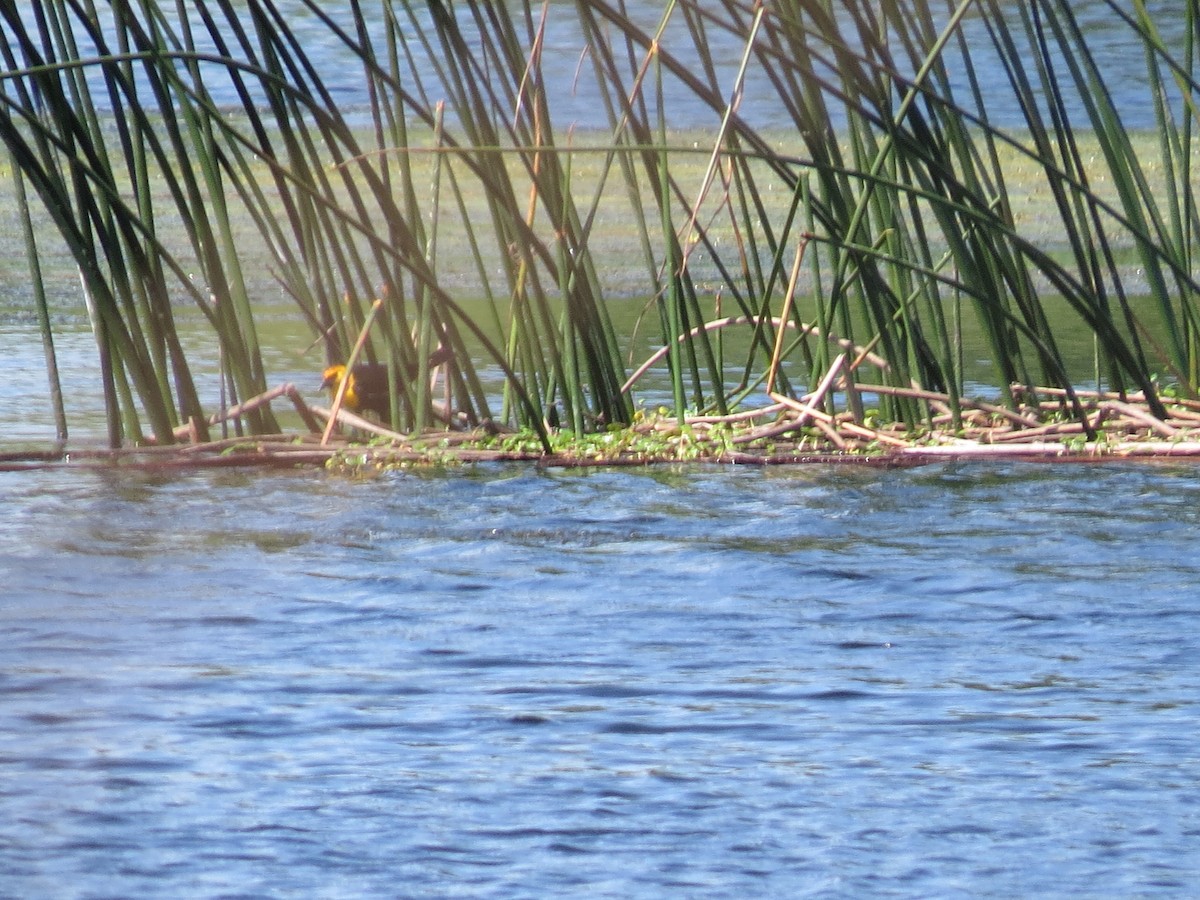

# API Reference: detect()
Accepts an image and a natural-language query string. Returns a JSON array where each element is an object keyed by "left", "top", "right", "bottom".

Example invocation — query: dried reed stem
[{"left": 322, "top": 299, "right": 384, "bottom": 446}]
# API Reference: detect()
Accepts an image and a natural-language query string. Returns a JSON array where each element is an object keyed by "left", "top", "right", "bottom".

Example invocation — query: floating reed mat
[{"left": 8, "top": 383, "right": 1200, "bottom": 472}]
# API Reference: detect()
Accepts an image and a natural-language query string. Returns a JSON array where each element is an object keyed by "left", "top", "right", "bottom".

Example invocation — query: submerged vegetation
[{"left": 1, "top": 1, "right": 1199, "bottom": 464}]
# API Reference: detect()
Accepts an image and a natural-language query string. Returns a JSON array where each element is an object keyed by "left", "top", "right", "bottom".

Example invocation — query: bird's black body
[{"left": 320, "top": 347, "right": 453, "bottom": 422}]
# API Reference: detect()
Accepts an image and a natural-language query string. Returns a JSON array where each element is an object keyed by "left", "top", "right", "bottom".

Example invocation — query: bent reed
[{"left": 1, "top": 1, "right": 1198, "bottom": 467}]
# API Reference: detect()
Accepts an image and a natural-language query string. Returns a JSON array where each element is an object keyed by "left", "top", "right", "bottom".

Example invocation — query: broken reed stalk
[
  {"left": 766, "top": 238, "right": 809, "bottom": 395},
  {"left": 1100, "top": 401, "right": 1178, "bottom": 437},
  {"left": 321, "top": 299, "right": 384, "bottom": 446},
  {"left": 171, "top": 384, "right": 322, "bottom": 442},
  {"left": 312, "top": 405, "right": 409, "bottom": 443},
  {"left": 767, "top": 352, "right": 845, "bottom": 429},
  {"left": 622, "top": 315, "right": 888, "bottom": 396}
]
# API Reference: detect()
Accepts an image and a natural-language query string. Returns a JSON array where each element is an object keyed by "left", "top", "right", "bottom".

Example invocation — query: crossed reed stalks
[{"left": 1, "top": 1, "right": 1197, "bottom": 450}]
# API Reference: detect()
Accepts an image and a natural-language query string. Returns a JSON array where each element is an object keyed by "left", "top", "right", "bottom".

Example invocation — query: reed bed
[
  {"left": 1, "top": 1, "right": 1198, "bottom": 459},
  {"left": 6, "top": 377, "right": 1200, "bottom": 473}
]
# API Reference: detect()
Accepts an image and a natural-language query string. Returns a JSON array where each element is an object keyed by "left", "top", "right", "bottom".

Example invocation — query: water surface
[
  {"left": 2, "top": 462, "right": 1197, "bottom": 897},
  {"left": 9, "top": 1, "right": 1187, "bottom": 130}
]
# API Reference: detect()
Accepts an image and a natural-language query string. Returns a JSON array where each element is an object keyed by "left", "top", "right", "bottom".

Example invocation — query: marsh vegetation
[{"left": 1, "top": 1, "right": 1198, "bottom": 464}]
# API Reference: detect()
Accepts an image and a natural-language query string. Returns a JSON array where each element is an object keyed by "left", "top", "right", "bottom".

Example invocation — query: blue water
[
  {"left": 2, "top": 462, "right": 1198, "bottom": 897},
  {"left": 7, "top": 1, "right": 1190, "bottom": 131}
]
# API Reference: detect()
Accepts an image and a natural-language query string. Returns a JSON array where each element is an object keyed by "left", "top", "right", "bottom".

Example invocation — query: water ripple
[{"left": 1, "top": 463, "right": 1198, "bottom": 897}]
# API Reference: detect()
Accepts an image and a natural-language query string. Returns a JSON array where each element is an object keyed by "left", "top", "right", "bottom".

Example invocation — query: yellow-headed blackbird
[{"left": 320, "top": 348, "right": 453, "bottom": 420}]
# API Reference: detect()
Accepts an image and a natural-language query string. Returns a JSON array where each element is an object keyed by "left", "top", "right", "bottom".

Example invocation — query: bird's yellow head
[
  {"left": 320, "top": 364, "right": 362, "bottom": 410},
  {"left": 320, "top": 364, "right": 347, "bottom": 391}
]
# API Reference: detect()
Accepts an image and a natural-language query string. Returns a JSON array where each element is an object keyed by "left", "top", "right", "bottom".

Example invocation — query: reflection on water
[{"left": 1, "top": 462, "right": 1198, "bottom": 896}]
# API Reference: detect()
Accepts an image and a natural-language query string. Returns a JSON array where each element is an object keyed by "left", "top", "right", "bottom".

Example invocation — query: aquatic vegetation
[
  {"left": 1, "top": 1, "right": 1198, "bottom": 455},
  {"left": 9, "top": 383, "right": 1200, "bottom": 473}
]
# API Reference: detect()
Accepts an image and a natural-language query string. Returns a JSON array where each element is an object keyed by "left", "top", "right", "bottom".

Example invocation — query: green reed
[{"left": 0, "top": 1, "right": 1196, "bottom": 447}]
